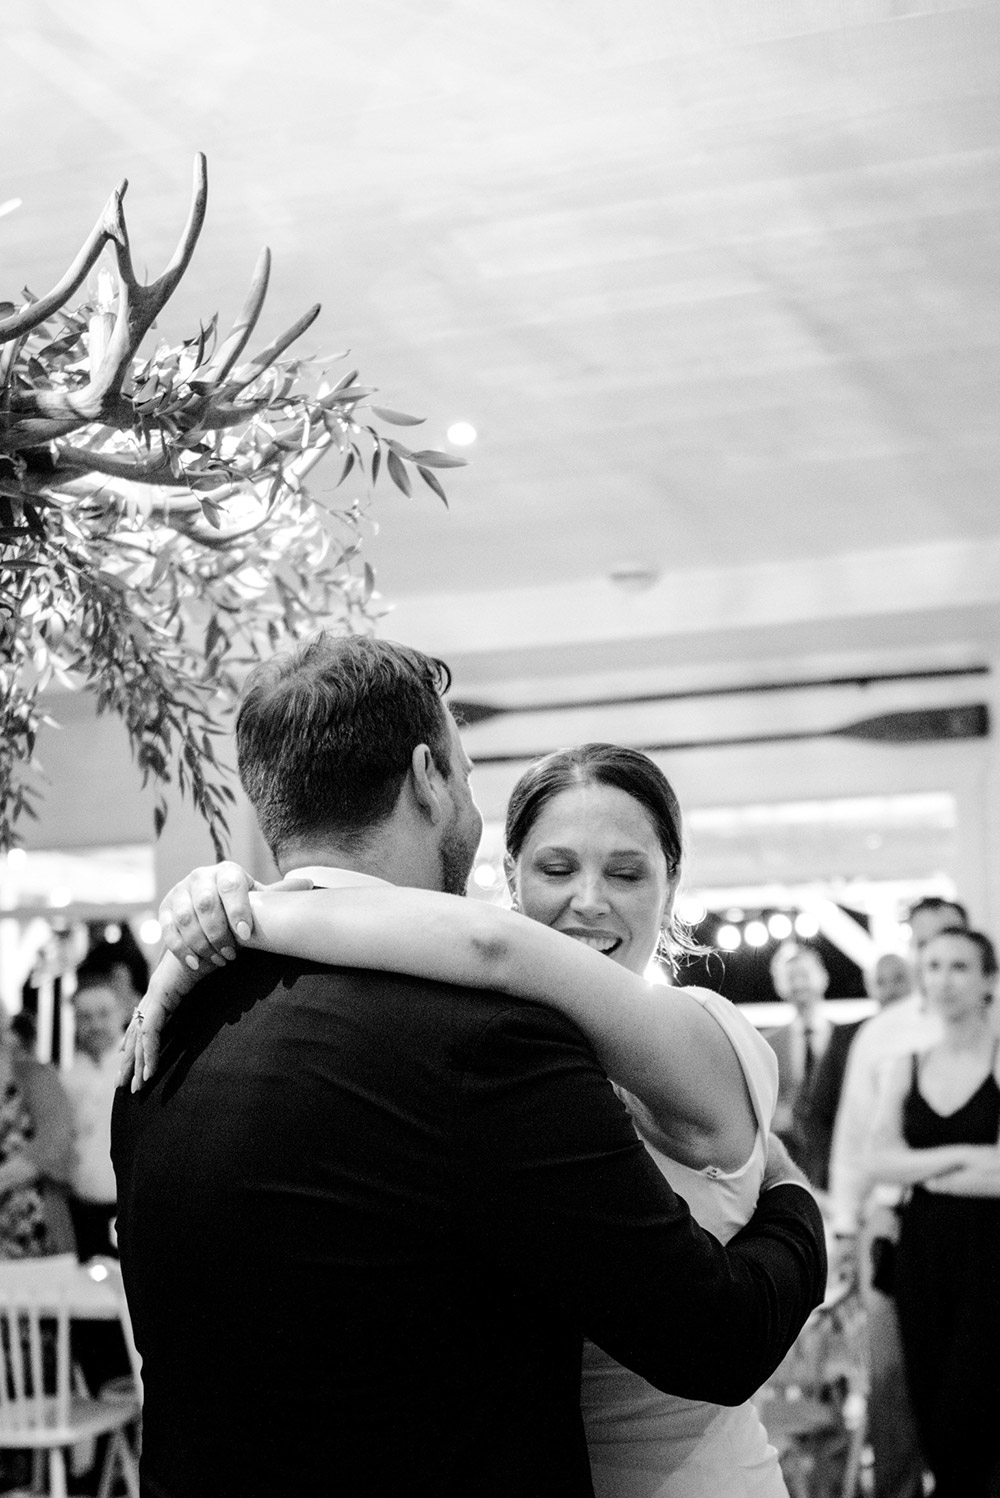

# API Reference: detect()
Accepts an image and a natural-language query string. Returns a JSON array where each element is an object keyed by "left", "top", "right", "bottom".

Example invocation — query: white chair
[
  {"left": 0, "top": 1256, "right": 140, "bottom": 1498},
  {"left": 81, "top": 1258, "right": 143, "bottom": 1411}
]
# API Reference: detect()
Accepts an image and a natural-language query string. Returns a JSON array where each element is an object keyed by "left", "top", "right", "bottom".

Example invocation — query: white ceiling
[{"left": 5, "top": 0, "right": 1000, "bottom": 710}]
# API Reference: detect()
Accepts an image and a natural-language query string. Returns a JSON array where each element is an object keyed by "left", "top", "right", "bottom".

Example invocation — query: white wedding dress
[{"left": 581, "top": 988, "right": 789, "bottom": 1498}]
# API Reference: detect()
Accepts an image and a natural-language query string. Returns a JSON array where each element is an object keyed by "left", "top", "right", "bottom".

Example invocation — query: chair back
[
  {"left": 90, "top": 1258, "right": 143, "bottom": 1405},
  {"left": 0, "top": 1256, "right": 76, "bottom": 1432}
]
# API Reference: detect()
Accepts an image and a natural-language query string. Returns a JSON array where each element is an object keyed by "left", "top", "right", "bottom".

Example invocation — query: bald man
[{"left": 868, "top": 953, "right": 911, "bottom": 1010}]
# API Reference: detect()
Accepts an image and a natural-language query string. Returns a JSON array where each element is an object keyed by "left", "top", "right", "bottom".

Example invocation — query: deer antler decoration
[{"left": 0, "top": 155, "right": 465, "bottom": 854}]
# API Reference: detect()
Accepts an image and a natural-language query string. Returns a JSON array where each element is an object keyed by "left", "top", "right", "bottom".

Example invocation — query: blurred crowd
[
  {"left": 1, "top": 928, "right": 148, "bottom": 1267},
  {"left": 762, "top": 896, "right": 1000, "bottom": 1498}
]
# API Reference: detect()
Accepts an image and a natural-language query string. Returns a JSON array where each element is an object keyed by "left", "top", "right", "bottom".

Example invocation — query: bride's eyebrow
[{"left": 533, "top": 844, "right": 651, "bottom": 861}]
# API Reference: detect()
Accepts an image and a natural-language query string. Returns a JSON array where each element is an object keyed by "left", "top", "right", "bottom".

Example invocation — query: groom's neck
[{"left": 278, "top": 824, "right": 444, "bottom": 894}]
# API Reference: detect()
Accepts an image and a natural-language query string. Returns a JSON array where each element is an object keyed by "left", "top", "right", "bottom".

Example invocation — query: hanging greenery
[{"left": 0, "top": 155, "right": 464, "bottom": 855}]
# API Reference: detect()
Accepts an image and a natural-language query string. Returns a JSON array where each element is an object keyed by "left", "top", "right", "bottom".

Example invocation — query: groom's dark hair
[{"left": 237, "top": 633, "right": 455, "bottom": 859}]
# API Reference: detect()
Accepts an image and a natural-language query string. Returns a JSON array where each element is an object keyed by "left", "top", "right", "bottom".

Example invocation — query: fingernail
[
  {"left": 235, "top": 922, "right": 251, "bottom": 941},
  {"left": 221, "top": 947, "right": 236, "bottom": 962},
  {"left": 210, "top": 954, "right": 226, "bottom": 968},
  {"left": 185, "top": 955, "right": 200, "bottom": 971}
]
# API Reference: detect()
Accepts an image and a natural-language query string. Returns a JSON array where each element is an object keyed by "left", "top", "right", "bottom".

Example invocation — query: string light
[
  {"left": 768, "top": 912, "right": 793, "bottom": 940},
  {"left": 717, "top": 924, "right": 741, "bottom": 952},
  {"left": 744, "top": 920, "right": 768, "bottom": 948}
]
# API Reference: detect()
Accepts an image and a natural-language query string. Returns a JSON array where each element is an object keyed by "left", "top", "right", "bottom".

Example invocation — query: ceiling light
[
  {"left": 472, "top": 863, "right": 498, "bottom": 889},
  {"left": 768, "top": 912, "right": 793, "bottom": 940},
  {"left": 446, "top": 422, "right": 477, "bottom": 446},
  {"left": 139, "top": 918, "right": 162, "bottom": 945},
  {"left": 717, "top": 924, "right": 741, "bottom": 952}
]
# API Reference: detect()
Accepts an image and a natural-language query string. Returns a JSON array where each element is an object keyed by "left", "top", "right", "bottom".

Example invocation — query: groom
[{"left": 112, "top": 634, "right": 825, "bottom": 1498}]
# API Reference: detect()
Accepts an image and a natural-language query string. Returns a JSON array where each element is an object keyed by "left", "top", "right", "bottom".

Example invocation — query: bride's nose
[{"left": 568, "top": 871, "right": 610, "bottom": 917}]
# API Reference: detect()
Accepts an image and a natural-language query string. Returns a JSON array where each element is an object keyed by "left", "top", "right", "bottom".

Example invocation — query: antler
[
  {"left": 1, "top": 155, "right": 209, "bottom": 445},
  {"left": 0, "top": 154, "right": 329, "bottom": 544},
  {"left": 0, "top": 155, "right": 459, "bottom": 552}
]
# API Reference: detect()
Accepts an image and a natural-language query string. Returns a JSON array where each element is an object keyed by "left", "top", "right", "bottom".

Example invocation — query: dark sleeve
[{"left": 458, "top": 1002, "right": 827, "bottom": 1406}]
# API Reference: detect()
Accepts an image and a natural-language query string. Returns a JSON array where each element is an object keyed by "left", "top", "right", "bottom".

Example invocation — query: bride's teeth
[{"left": 575, "top": 935, "right": 616, "bottom": 952}]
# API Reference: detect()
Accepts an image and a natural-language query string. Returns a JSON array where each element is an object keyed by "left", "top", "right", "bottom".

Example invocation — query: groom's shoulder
[{"left": 119, "top": 955, "right": 597, "bottom": 1112}]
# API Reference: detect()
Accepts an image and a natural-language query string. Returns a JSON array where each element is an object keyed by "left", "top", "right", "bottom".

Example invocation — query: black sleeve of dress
[{"left": 457, "top": 1000, "right": 827, "bottom": 1407}]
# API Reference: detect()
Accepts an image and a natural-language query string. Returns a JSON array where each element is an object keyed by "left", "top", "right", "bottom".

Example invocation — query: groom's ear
[{"left": 409, "top": 742, "right": 445, "bottom": 824}]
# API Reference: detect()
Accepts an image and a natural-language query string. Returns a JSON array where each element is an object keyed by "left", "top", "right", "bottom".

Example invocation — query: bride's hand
[
  {"left": 119, "top": 950, "right": 198, "bottom": 1093},
  {"left": 158, "top": 861, "right": 313, "bottom": 971}
]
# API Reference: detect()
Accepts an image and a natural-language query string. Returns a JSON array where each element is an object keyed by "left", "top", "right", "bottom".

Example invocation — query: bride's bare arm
[{"left": 140, "top": 872, "right": 757, "bottom": 1168}]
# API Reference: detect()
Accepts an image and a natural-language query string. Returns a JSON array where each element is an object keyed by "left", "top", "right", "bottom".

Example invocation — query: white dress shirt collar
[{"left": 283, "top": 865, "right": 391, "bottom": 890}]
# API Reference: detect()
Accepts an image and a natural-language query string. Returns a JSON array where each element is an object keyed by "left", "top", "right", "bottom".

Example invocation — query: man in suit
[
  {"left": 764, "top": 939, "right": 838, "bottom": 1179},
  {"left": 112, "top": 634, "right": 825, "bottom": 1498},
  {"left": 801, "top": 1011, "right": 864, "bottom": 1191},
  {"left": 763, "top": 937, "right": 866, "bottom": 1189}
]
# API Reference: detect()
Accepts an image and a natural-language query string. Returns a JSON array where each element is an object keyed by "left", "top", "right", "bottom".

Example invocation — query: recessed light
[{"left": 446, "top": 422, "right": 477, "bottom": 446}]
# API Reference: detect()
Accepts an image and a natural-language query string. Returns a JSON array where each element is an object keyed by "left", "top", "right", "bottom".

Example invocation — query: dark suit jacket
[
  {"left": 112, "top": 953, "right": 826, "bottom": 1498},
  {"left": 803, "top": 1020, "right": 863, "bottom": 1191},
  {"left": 764, "top": 1019, "right": 863, "bottom": 1189}
]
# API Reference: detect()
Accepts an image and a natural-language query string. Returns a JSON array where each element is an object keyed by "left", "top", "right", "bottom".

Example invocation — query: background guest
[
  {"left": 763, "top": 939, "right": 835, "bottom": 1180},
  {"left": 7, "top": 1010, "right": 77, "bottom": 1255},
  {"left": 797, "top": 1006, "right": 865, "bottom": 1195},
  {"left": 869, "top": 952, "right": 912, "bottom": 1010},
  {"left": 0, "top": 1014, "right": 55, "bottom": 1259},
  {"left": 64, "top": 956, "right": 127, "bottom": 1260},
  {"left": 867, "top": 926, "right": 1000, "bottom": 1497},
  {"left": 801, "top": 952, "right": 915, "bottom": 1196},
  {"left": 83, "top": 932, "right": 149, "bottom": 1032},
  {"left": 829, "top": 895, "right": 969, "bottom": 1498}
]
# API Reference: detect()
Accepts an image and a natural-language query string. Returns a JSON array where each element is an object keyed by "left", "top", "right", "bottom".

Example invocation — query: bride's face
[{"left": 509, "top": 782, "right": 674, "bottom": 978}]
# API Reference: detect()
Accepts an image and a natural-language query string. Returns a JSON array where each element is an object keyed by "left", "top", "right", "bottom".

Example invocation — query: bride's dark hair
[{"left": 505, "top": 743, "right": 702, "bottom": 967}]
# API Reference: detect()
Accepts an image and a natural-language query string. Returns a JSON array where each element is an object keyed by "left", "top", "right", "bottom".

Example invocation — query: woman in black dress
[{"left": 868, "top": 926, "right": 1000, "bottom": 1498}]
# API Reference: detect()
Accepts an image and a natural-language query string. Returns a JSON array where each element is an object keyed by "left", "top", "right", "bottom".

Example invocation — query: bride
[{"left": 129, "top": 743, "right": 796, "bottom": 1497}]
